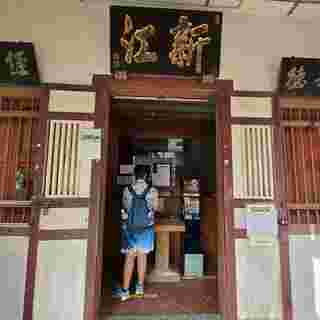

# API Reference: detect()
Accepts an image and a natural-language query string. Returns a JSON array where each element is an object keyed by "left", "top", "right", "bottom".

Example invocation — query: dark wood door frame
[
  {"left": 85, "top": 78, "right": 112, "bottom": 319},
  {"left": 92, "top": 75, "right": 236, "bottom": 320},
  {"left": 23, "top": 87, "right": 49, "bottom": 320},
  {"left": 273, "top": 95, "right": 292, "bottom": 320},
  {"left": 215, "top": 91, "right": 237, "bottom": 320}
]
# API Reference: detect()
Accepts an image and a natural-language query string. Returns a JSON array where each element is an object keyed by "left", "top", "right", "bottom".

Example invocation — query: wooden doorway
[
  {"left": 103, "top": 98, "right": 217, "bottom": 315},
  {"left": 93, "top": 75, "right": 235, "bottom": 320}
]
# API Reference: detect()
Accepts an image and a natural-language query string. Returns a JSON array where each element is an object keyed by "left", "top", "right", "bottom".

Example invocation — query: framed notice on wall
[
  {"left": 110, "top": 6, "right": 222, "bottom": 77},
  {"left": 0, "top": 42, "right": 40, "bottom": 85},
  {"left": 79, "top": 128, "right": 102, "bottom": 160}
]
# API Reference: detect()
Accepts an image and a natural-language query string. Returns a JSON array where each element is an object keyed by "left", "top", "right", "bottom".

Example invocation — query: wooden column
[
  {"left": 155, "top": 231, "right": 170, "bottom": 271},
  {"left": 148, "top": 223, "right": 185, "bottom": 283}
]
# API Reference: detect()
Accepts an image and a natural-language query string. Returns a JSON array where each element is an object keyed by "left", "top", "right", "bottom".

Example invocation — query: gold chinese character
[
  {"left": 169, "top": 16, "right": 211, "bottom": 74},
  {"left": 5, "top": 50, "right": 30, "bottom": 77},
  {"left": 120, "top": 14, "right": 158, "bottom": 64}
]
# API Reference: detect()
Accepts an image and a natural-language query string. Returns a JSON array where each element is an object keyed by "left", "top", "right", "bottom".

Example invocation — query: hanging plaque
[
  {"left": 279, "top": 57, "right": 320, "bottom": 96},
  {"left": 110, "top": 6, "right": 222, "bottom": 77},
  {"left": 0, "top": 42, "right": 40, "bottom": 84}
]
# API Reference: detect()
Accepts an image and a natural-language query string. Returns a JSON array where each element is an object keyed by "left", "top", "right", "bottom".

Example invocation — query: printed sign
[
  {"left": 120, "top": 164, "right": 134, "bottom": 174},
  {"left": 152, "top": 164, "right": 170, "bottom": 187},
  {"left": 168, "top": 138, "right": 184, "bottom": 152},
  {"left": 79, "top": 128, "right": 102, "bottom": 160},
  {"left": 246, "top": 204, "right": 278, "bottom": 247}
]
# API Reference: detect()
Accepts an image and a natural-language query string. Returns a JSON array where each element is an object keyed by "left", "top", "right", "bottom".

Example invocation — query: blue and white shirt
[{"left": 122, "top": 179, "right": 159, "bottom": 226}]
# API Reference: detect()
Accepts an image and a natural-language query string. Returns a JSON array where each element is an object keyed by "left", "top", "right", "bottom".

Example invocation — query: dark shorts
[{"left": 121, "top": 224, "right": 154, "bottom": 254}]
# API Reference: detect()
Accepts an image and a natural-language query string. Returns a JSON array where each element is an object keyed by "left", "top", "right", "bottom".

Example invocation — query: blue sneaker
[
  {"left": 112, "top": 285, "right": 130, "bottom": 302},
  {"left": 120, "top": 288, "right": 130, "bottom": 301},
  {"left": 135, "top": 283, "right": 144, "bottom": 297},
  {"left": 111, "top": 284, "right": 122, "bottom": 298}
]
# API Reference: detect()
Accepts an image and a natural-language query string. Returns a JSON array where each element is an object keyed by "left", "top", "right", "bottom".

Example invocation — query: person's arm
[
  {"left": 122, "top": 187, "right": 130, "bottom": 220},
  {"left": 149, "top": 187, "right": 159, "bottom": 212}
]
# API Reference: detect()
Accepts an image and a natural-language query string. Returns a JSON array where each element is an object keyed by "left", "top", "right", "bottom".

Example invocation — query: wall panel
[
  {"left": 235, "top": 239, "right": 282, "bottom": 319},
  {"left": 33, "top": 239, "right": 87, "bottom": 320},
  {"left": 39, "top": 207, "right": 89, "bottom": 230},
  {"left": 49, "top": 90, "right": 95, "bottom": 113},
  {"left": 231, "top": 96, "right": 272, "bottom": 118},
  {"left": 0, "top": 236, "right": 29, "bottom": 320},
  {"left": 289, "top": 235, "right": 320, "bottom": 320}
]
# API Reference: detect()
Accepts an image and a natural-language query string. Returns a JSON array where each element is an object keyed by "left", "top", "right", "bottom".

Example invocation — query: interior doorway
[{"left": 100, "top": 97, "right": 219, "bottom": 316}]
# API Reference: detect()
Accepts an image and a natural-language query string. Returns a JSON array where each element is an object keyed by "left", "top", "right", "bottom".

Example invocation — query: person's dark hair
[{"left": 134, "top": 165, "right": 148, "bottom": 180}]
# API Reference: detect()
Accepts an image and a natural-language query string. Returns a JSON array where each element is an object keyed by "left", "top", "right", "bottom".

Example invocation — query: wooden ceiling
[
  {"left": 111, "top": 98, "right": 214, "bottom": 138},
  {"left": 111, "top": 98, "right": 214, "bottom": 121}
]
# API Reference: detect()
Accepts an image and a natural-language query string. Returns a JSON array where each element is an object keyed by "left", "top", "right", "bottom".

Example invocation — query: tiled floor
[{"left": 100, "top": 277, "right": 219, "bottom": 316}]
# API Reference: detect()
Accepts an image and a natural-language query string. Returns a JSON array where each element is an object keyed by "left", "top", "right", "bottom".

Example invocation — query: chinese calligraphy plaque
[
  {"left": 0, "top": 42, "right": 40, "bottom": 85},
  {"left": 110, "top": 6, "right": 222, "bottom": 77},
  {"left": 279, "top": 57, "right": 320, "bottom": 96}
]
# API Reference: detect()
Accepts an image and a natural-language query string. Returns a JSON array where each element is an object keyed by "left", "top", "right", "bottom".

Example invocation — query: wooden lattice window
[
  {"left": 280, "top": 98, "right": 320, "bottom": 225},
  {"left": 0, "top": 92, "right": 40, "bottom": 224}
]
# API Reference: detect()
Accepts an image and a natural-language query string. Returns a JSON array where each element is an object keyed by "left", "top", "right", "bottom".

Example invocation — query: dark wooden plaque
[
  {"left": 110, "top": 6, "right": 222, "bottom": 77},
  {"left": 0, "top": 42, "right": 40, "bottom": 85},
  {"left": 279, "top": 57, "right": 320, "bottom": 96}
]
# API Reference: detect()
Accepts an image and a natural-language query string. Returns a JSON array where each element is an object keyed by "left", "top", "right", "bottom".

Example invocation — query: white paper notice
[
  {"left": 168, "top": 138, "right": 183, "bottom": 152},
  {"left": 246, "top": 205, "right": 278, "bottom": 247},
  {"left": 79, "top": 128, "right": 101, "bottom": 160},
  {"left": 152, "top": 164, "right": 170, "bottom": 187},
  {"left": 120, "top": 165, "right": 134, "bottom": 174},
  {"left": 246, "top": 211, "right": 278, "bottom": 237}
]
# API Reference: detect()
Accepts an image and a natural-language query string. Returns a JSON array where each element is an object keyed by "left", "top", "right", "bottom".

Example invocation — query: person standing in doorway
[{"left": 116, "top": 164, "right": 159, "bottom": 301}]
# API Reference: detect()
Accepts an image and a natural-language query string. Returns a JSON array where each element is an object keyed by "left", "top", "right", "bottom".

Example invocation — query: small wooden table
[{"left": 147, "top": 219, "right": 186, "bottom": 282}]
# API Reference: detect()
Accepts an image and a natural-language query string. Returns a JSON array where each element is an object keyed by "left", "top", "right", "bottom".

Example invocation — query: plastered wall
[{"left": 1, "top": 0, "right": 320, "bottom": 90}]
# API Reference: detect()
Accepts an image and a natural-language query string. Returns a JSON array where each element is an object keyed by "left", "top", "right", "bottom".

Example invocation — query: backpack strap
[
  {"left": 141, "top": 185, "right": 152, "bottom": 197},
  {"left": 128, "top": 184, "right": 135, "bottom": 196}
]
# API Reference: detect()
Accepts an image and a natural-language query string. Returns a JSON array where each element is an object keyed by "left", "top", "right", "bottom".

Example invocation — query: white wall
[
  {"left": 0, "top": 0, "right": 108, "bottom": 84},
  {"left": 1, "top": 0, "right": 320, "bottom": 90},
  {"left": 221, "top": 13, "right": 320, "bottom": 91}
]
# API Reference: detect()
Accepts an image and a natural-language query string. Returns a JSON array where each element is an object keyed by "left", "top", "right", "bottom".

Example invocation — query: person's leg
[
  {"left": 135, "top": 250, "right": 147, "bottom": 296},
  {"left": 123, "top": 250, "right": 136, "bottom": 291},
  {"left": 135, "top": 227, "right": 154, "bottom": 296},
  {"left": 137, "top": 251, "right": 147, "bottom": 287}
]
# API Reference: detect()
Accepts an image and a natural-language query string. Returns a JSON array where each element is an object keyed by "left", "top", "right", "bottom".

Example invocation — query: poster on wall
[
  {"left": 0, "top": 42, "right": 40, "bottom": 85},
  {"left": 279, "top": 57, "right": 320, "bottom": 96},
  {"left": 110, "top": 6, "right": 222, "bottom": 77},
  {"left": 79, "top": 128, "right": 102, "bottom": 160}
]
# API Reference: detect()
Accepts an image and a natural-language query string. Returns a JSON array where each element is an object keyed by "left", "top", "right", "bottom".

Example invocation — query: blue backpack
[{"left": 127, "top": 185, "right": 152, "bottom": 230}]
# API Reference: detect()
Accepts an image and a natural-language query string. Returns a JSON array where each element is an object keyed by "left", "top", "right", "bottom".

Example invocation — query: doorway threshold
[{"left": 100, "top": 314, "right": 222, "bottom": 320}]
